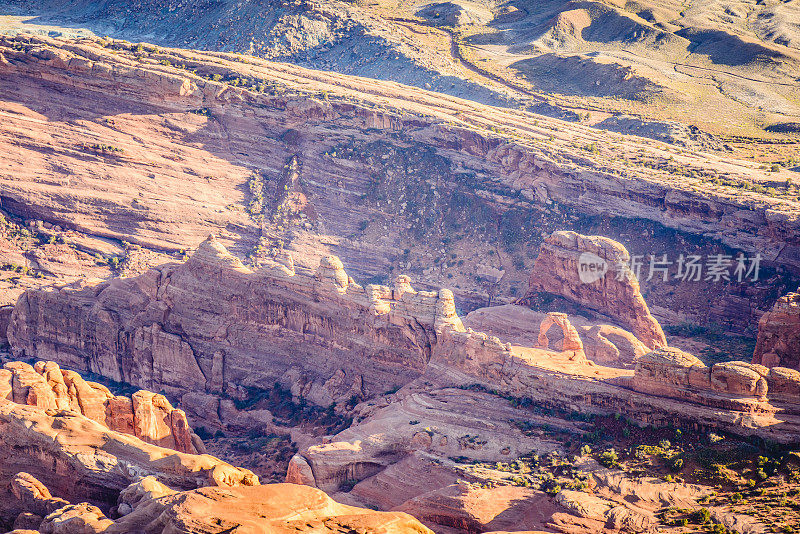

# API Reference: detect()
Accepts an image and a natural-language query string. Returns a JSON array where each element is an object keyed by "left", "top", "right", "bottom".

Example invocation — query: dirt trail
[{"left": 388, "top": 16, "right": 546, "bottom": 103}]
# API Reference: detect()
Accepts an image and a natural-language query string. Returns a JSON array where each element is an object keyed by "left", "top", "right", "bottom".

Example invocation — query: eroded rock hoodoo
[{"left": 0, "top": 360, "right": 202, "bottom": 454}]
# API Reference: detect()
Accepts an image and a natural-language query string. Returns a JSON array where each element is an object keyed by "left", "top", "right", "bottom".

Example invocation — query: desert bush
[
  {"left": 692, "top": 508, "right": 711, "bottom": 524},
  {"left": 598, "top": 449, "right": 620, "bottom": 468}
]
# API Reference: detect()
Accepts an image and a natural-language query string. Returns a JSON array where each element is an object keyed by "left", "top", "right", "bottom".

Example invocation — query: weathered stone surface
[
  {"left": 753, "top": 287, "right": 800, "bottom": 369},
  {"left": 628, "top": 347, "right": 785, "bottom": 415},
  {"left": 526, "top": 231, "right": 668, "bottom": 350},
  {"left": 465, "top": 304, "right": 648, "bottom": 366},
  {"left": 117, "top": 477, "right": 176, "bottom": 513},
  {"left": 10, "top": 472, "right": 69, "bottom": 518},
  {"left": 0, "top": 361, "right": 201, "bottom": 454},
  {"left": 8, "top": 236, "right": 462, "bottom": 408},
  {"left": 0, "top": 33, "right": 797, "bottom": 333},
  {"left": 766, "top": 367, "right": 800, "bottom": 404},
  {"left": 0, "top": 399, "right": 258, "bottom": 519},
  {"left": 38, "top": 503, "right": 114, "bottom": 534},
  {"left": 537, "top": 312, "right": 586, "bottom": 361},
  {"left": 396, "top": 484, "right": 560, "bottom": 533},
  {"left": 107, "top": 483, "right": 433, "bottom": 534},
  {"left": 711, "top": 362, "right": 768, "bottom": 399}
]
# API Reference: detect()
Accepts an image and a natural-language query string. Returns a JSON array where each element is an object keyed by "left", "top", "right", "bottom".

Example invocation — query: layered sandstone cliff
[
  {"left": 8, "top": 235, "right": 464, "bottom": 408},
  {"left": 0, "top": 34, "right": 797, "bottom": 334},
  {"left": 526, "top": 231, "right": 667, "bottom": 349},
  {"left": 752, "top": 287, "right": 800, "bottom": 370},
  {"left": 10, "top": 233, "right": 800, "bottom": 444},
  {"left": 0, "top": 396, "right": 429, "bottom": 534},
  {"left": 6, "top": 231, "right": 800, "bottom": 533}
]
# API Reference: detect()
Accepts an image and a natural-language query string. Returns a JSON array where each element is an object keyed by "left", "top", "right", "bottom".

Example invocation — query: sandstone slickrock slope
[{"left": 106, "top": 483, "right": 434, "bottom": 534}]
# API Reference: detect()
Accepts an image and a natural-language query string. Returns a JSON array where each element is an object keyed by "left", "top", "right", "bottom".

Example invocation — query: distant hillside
[{"left": 1, "top": 0, "right": 799, "bottom": 140}]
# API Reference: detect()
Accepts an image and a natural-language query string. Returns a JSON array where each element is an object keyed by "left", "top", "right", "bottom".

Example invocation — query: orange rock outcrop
[{"left": 0, "top": 360, "right": 201, "bottom": 454}]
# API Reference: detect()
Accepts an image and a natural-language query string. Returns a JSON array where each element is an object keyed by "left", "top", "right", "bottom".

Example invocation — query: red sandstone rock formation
[
  {"left": 630, "top": 346, "right": 800, "bottom": 415},
  {"left": 464, "top": 304, "right": 649, "bottom": 366},
  {"left": 752, "top": 287, "right": 800, "bottom": 369},
  {"left": 0, "top": 361, "right": 202, "bottom": 454},
  {"left": 8, "top": 235, "right": 800, "bottom": 448},
  {"left": 0, "top": 33, "right": 797, "bottom": 335},
  {"left": 537, "top": 312, "right": 586, "bottom": 361},
  {"left": 526, "top": 231, "right": 668, "bottom": 350},
  {"left": 8, "top": 236, "right": 463, "bottom": 409},
  {"left": 0, "top": 399, "right": 258, "bottom": 528},
  {"left": 0, "top": 422, "right": 426, "bottom": 534},
  {"left": 107, "top": 483, "right": 433, "bottom": 534}
]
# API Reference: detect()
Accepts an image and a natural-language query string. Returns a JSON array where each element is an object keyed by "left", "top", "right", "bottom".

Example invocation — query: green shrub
[
  {"left": 691, "top": 508, "right": 711, "bottom": 524},
  {"left": 598, "top": 449, "right": 620, "bottom": 468}
]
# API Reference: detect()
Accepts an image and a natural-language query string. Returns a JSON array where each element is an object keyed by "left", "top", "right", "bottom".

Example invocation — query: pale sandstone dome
[
  {"left": 2, "top": 462, "right": 431, "bottom": 534},
  {"left": 107, "top": 483, "right": 433, "bottom": 534}
]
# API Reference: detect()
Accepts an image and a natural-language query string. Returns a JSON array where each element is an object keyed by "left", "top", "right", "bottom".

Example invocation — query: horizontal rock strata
[{"left": 8, "top": 236, "right": 464, "bottom": 406}]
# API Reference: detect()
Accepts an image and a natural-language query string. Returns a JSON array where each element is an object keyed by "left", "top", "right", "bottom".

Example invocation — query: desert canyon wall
[
  {"left": 0, "top": 34, "right": 797, "bottom": 333},
  {"left": 9, "top": 233, "right": 800, "bottom": 447},
  {"left": 0, "top": 32, "right": 799, "bottom": 534}
]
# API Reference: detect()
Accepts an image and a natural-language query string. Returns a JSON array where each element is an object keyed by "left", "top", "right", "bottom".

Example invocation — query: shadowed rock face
[
  {"left": 8, "top": 235, "right": 462, "bottom": 406},
  {"left": 753, "top": 287, "right": 800, "bottom": 369},
  {"left": 0, "top": 34, "right": 796, "bottom": 335},
  {"left": 526, "top": 231, "right": 667, "bottom": 350}
]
